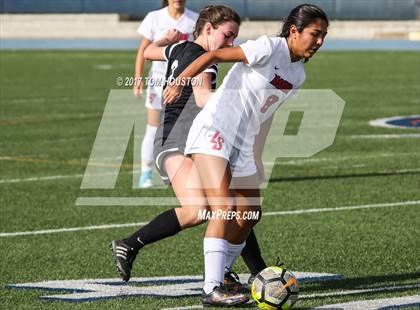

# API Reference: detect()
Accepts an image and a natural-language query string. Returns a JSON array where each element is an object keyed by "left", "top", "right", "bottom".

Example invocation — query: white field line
[
  {"left": 319, "top": 167, "right": 420, "bottom": 173},
  {"left": 321, "top": 164, "right": 367, "bottom": 169},
  {"left": 0, "top": 171, "right": 133, "bottom": 184},
  {"left": 275, "top": 152, "right": 417, "bottom": 166},
  {"left": 302, "top": 283, "right": 420, "bottom": 299},
  {"left": 313, "top": 295, "right": 420, "bottom": 309},
  {"left": 0, "top": 172, "right": 126, "bottom": 184},
  {"left": 349, "top": 133, "right": 420, "bottom": 139},
  {"left": 2, "top": 96, "right": 102, "bottom": 104},
  {"left": 1, "top": 200, "right": 419, "bottom": 238},
  {"left": 263, "top": 200, "right": 420, "bottom": 216},
  {"left": 0, "top": 174, "right": 84, "bottom": 184},
  {"left": 161, "top": 284, "right": 420, "bottom": 310},
  {"left": 0, "top": 222, "right": 147, "bottom": 237}
]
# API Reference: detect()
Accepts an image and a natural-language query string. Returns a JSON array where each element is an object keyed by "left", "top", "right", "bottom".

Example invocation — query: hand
[
  {"left": 166, "top": 28, "right": 181, "bottom": 44},
  {"left": 133, "top": 79, "right": 144, "bottom": 97},
  {"left": 163, "top": 83, "right": 183, "bottom": 105}
]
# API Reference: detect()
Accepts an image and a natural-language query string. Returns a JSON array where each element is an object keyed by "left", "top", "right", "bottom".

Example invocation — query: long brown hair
[
  {"left": 193, "top": 5, "right": 241, "bottom": 39},
  {"left": 280, "top": 4, "right": 329, "bottom": 37},
  {"left": 280, "top": 4, "right": 328, "bottom": 62},
  {"left": 161, "top": 0, "right": 168, "bottom": 8}
]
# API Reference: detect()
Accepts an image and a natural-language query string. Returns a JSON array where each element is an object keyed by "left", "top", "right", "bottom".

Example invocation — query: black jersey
[
  {"left": 160, "top": 41, "right": 218, "bottom": 143},
  {"left": 153, "top": 41, "right": 217, "bottom": 183}
]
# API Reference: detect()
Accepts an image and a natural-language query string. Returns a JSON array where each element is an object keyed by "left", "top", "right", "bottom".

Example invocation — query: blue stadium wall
[{"left": 0, "top": 0, "right": 419, "bottom": 20}]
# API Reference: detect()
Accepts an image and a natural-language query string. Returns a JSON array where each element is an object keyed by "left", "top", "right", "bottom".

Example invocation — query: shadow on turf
[{"left": 269, "top": 169, "right": 420, "bottom": 183}]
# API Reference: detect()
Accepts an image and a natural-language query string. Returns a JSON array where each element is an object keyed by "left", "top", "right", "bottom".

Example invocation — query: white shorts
[
  {"left": 185, "top": 125, "right": 257, "bottom": 178},
  {"left": 145, "top": 83, "right": 164, "bottom": 111}
]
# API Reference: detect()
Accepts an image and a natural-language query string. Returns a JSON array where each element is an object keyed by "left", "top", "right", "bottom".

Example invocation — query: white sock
[
  {"left": 141, "top": 125, "right": 157, "bottom": 172},
  {"left": 203, "top": 237, "right": 228, "bottom": 294},
  {"left": 225, "top": 241, "right": 245, "bottom": 272}
]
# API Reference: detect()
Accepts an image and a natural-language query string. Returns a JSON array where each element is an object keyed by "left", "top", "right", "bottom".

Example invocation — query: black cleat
[
  {"left": 110, "top": 240, "right": 137, "bottom": 282},
  {"left": 202, "top": 286, "right": 249, "bottom": 307},
  {"left": 224, "top": 270, "right": 243, "bottom": 293}
]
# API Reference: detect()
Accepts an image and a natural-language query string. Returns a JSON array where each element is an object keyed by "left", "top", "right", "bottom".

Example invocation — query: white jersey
[
  {"left": 138, "top": 7, "right": 198, "bottom": 76},
  {"left": 192, "top": 36, "right": 306, "bottom": 149}
]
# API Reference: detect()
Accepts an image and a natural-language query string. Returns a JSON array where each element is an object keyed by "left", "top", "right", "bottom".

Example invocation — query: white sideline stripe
[
  {"left": 263, "top": 200, "right": 420, "bottom": 216},
  {"left": 313, "top": 294, "right": 420, "bottom": 309},
  {"left": 162, "top": 285, "right": 420, "bottom": 310},
  {"left": 0, "top": 222, "right": 147, "bottom": 237},
  {"left": 1, "top": 200, "right": 419, "bottom": 238},
  {"left": 349, "top": 133, "right": 420, "bottom": 139},
  {"left": 302, "top": 283, "right": 420, "bottom": 299},
  {"left": 275, "top": 152, "right": 417, "bottom": 166},
  {"left": 0, "top": 174, "right": 84, "bottom": 184},
  {"left": 0, "top": 171, "right": 132, "bottom": 184}
]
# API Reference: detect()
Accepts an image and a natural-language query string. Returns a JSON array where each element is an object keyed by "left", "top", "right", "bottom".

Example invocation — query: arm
[
  {"left": 133, "top": 36, "right": 152, "bottom": 97},
  {"left": 192, "top": 72, "right": 213, "bottom": 108},
  {"left": 163, "top": 46, "right": 247, "bottom": 104},
  {"left": 253, "top": 115, "right": 274, "bottom": 184},
  {"left": 144, "top": 29, "right": 181, "bottom": 61}
]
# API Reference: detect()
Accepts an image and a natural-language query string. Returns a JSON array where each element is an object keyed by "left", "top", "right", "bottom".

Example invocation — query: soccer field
[{"left": 1, "top": 50, "right": 419, "bottom": 309}]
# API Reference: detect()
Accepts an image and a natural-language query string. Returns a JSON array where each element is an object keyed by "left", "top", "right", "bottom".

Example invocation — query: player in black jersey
[
  {"left": 111, "top": 6, "right": 266, "bottom": 307},
  {"left": 152, "top": 37, "right": 219, "bottom": 184}
]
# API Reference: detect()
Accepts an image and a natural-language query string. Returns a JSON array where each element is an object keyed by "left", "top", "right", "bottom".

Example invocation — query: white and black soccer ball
[{"left": 251, "top": 266, "right": 299, "bottom": 310}]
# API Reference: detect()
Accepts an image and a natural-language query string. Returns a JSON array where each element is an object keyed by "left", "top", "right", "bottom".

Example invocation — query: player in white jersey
[
  {"left": 163, "top": 4, "right": 329, "bottom": 304},
  {"left": 134, "top": 0, "right": 198, "bottom": 188},
  {"left": 111, "top": 6, "right": 269, "bottom": 307}
]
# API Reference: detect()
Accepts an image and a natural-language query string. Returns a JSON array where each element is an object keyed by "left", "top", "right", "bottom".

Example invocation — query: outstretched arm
[
  {"left": 163, "top": 46, "right": 247, "bottom": 104},
  {"left": 143, "top": 29, "right": 181, "bottom": 61}
]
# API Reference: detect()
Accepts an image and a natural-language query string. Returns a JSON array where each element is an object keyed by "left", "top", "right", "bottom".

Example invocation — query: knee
[
  {"left": 238, "top": 207, "right": 262, "bottom": 229},
  {"left": 177, "top": 207, "right": 208, "bottom": 229}
]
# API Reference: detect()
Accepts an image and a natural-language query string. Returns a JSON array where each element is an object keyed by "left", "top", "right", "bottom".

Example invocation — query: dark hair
[
  {"left": 161, "top": 0, "right": 168, "bottom": 8},
  {"left": 193, "top": 5, "right": 241, "bottom": 39},
  {"left": 280, "top": 4, "right": 329, "bottom": 37}
]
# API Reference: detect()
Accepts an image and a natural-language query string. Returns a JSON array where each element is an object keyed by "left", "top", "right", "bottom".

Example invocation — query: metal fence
[{"left": 1, "top": 0, "right": 419, "bottom": 20}]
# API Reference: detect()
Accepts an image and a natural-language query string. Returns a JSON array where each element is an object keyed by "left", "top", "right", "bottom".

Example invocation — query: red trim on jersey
[
  {"left": 179, "top": 33, "right": 189, "bottom": 41},
  {"left": 270, "top": 74, "right": 293, "bottom": 93}
]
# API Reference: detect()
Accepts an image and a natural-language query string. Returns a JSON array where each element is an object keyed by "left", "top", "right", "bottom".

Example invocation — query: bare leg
[{"left": 164, "top": 154, "right": 209, "bottom": 229}]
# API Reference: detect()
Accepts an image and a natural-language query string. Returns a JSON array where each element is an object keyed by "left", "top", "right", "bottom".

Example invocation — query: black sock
[
  {"left": 241, "top": 229, "right": 267, "bottom": 275},
  {"left": 123, "top": 208, "right": 182, "bottom": 252}
]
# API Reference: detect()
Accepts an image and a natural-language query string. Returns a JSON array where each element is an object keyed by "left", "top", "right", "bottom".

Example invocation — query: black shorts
[
  {"left": 154, "top": 101, "right": 199, "bottom": 185},
  {"left": 153, "top": 123, "right": 188, "bottom": 185}
]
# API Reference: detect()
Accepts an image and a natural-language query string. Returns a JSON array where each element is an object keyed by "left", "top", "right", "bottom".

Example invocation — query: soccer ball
[{"left": 251, "top": 266, "right": 299, "bottom": 310}]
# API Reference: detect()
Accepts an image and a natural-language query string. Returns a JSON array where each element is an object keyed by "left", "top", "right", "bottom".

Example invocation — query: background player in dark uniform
[{"left": 111, "top": 6, "right": 266, "bottom": 306}]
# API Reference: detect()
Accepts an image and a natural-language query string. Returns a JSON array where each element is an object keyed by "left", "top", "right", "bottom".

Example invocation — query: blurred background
[{"left": 1, "top": 0, "right": 419, "bottom": 48}]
